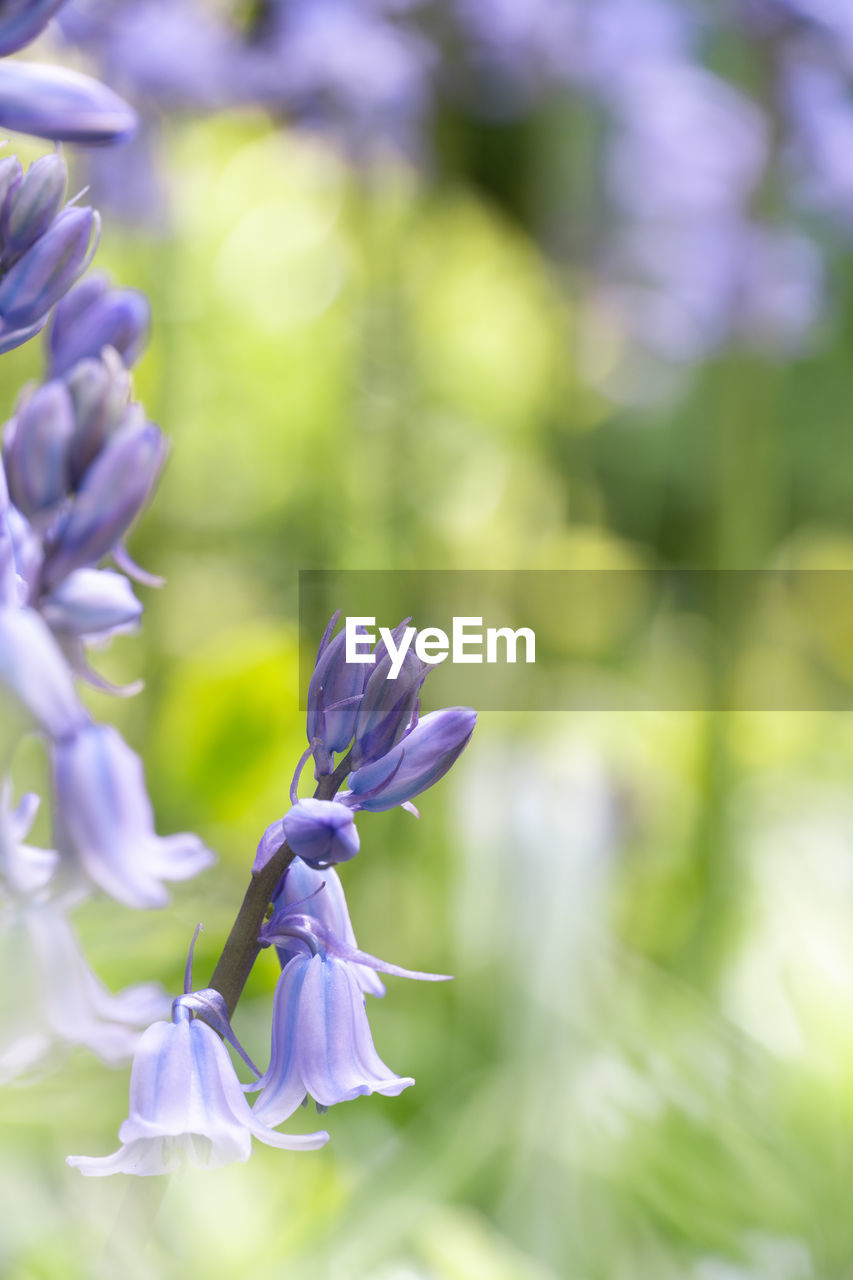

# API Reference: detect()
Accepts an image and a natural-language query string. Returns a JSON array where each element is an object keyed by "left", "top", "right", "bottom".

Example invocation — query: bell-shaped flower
[
  {"left": 0, "top": 60, "right": 137, "bottom": 144},
  {"left": 47, "top": 271, "right": 150, "bottom": 376},
  {"left": 52, "top": 721, "right": 214, "bottom": 908},
  {"left": 0, "top": 866, "right": 168, "bottom": 1084},
  {"left": 1, "top": 152, "right": 67, "bottom": 261},
  {"left": 67, "top": 995, "right": 329, "bottom": 1176},
  {"left": 0, "top": 205, "right": 99, "bottom": 333},
  {"left": 272, "top": 856, "right": 385, "bottom": 998},
  {"left": 0, "top": 0, "right": 67, "bottom": 56},
  {"left": 347, "top": 706, "right": 476, "bottom": 813},
  {"left": 280, "top": 798, "right": 360, "bottom": 869},
  {"left": 251, "top": 953, "right": 413, "bottom": 1126},
  {"left": 3, "top": 378, "right": 74, "bottom": 520},
  {"left": 306, "top": 610, "right": 369, "bottom": 772},
  {"left": 43, "top": 410, "right": 166, "bottom": 587},
  {"left": 250, "top": 908, "right": 450, "bottom": 1126},
  {"left": 0, "top": 605, "right": 89, "bottom": 739}
]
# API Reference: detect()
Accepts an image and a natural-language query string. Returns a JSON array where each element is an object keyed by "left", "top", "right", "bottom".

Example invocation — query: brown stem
[{"left": 208, "top": 751, "right": 353, "bottom": 1017}]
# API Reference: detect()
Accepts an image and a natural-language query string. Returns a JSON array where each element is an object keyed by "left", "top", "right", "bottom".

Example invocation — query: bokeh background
[{"left": 5, "top": 2, "right": 853, "bottom": 1277}]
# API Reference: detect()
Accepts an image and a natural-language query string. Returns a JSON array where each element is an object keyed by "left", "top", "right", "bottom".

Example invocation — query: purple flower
[
  {"left": 51, "top": 721, "right": 214, "bottom": 908},
  {"left": 250, "top": 951, "right": 415, "bottom": 1125},
  {"left": 0, "top": 205, "right": 100, "bottom": 334},
  {"left": 47, "top": 271, "right": 151, "bottom": 377},
  {"left": 350, "top": 628, "right": 425, "bottom": 769},
  {"left": 42, "top": 411, "right": 167, "bottom": 588},
  {"left": 63, "top": 349, "right": 131, "bottom": 486},
  {"left": 0, "top": 894, "right": 168, "bottom": 1083},
  {"left": 40, "top": 567, "right": 141, "bottom": 640},
  {"left": 0, "top": 605, "right": 88, "bottom": 738},
  {"left": 0, "top": 0, "right": 67, "bottom": 56},
  {"left": 0, "top": 60, "right": 137, "bottom": 144},
  {"left": 67, "top": 997, "right": 329, "bottom": 1176},
  {"left": 2, "top": 379, "right": 74, "bottom": 521},
  {"left": 0, "top": 152, "right": 66, "bottom": 260},
  {"left": 306, "top": 610, "right": 369, "bottom": 770},
  {"left": 347, "top": 706, "right": 476, "bottom": 812},
  {"left": 281, "top": 798, "right": 360, "bottom": 869},
  {"left": 272, "top": 856, "right": 385, "bottom": 997}
]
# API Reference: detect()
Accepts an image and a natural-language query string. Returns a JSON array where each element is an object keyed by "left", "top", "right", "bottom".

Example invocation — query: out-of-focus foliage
[{"left": 4, "top": 36, "right": 853, "bottom": 1280}]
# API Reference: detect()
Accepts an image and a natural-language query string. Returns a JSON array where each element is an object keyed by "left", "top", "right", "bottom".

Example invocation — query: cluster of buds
[{"left": 69, "top": 616, "right": 476, "bottom": 1174}]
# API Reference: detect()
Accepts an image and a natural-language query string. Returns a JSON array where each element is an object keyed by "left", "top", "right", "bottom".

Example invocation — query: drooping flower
[
  {"left": 0, "top": 778, "right": 168, "bottom": 1082},
  {"left": 250, "top": 904, "right": 449, "bottom": 1125},
  {"left": 51, "top": 721, "right": 214, "bottom": 908},
  {"left": 272, "top": 856, "right": 385, "bottom": 997},
  {"left": 0, "top": 895, "right": 168, "bottom": 1083},
  {"left": 0, "top": 604, "right": 89, "bottom": 738},
  {"left": 250, "top": 951, "right": 415, "bottom": 1125},
  {"left": 67, "top": 994, "right": 329, "bottom": 1176}
]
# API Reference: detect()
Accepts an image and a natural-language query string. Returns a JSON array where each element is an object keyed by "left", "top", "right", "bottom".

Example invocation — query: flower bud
[
  {"left": 281, "top": 798, "right": 360, "bottom": 868},
  {"left": 350, "top": 640, "right": 424, "bottom": 769},
  {"left": 47, "top": 273, "right": 150, "bottom": 376},
  {"left": 1, "top": 152, "right": 66, "bottom": 260},
  {"left": 0, "top": 61, "right": 137, "bottom": 144},
  {"left": 40, "top": 568, "right": 142, "bottom": 639},
  {"left": 64, "top": 351, "right": 131, "bottom": 486},
  {"left": 3, "top": 378, "right": 74, "bottom": 519},
  {"left": 43, "top": 411, "right": 166, "bottom": 587},
  {"left": 306, "top": 616, "right": 369, "bottom": 761},
  {"left": 348, "top": 707, "right": 476, "bottom": 812},
  {"left": 0, "top": 205, "right": 99, "bottom": 331},
  {"left": 0, "top": 0, "right": 67, "bottom": 57}
]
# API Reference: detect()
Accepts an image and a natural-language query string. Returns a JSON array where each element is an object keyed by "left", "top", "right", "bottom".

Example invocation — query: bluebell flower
[
  {"left": 2, "top": 378, "right": 74, "bottom": 521},
  {"left": 51, "top": 721, "right": 214, "bottom": 908},
  {"left": 63, "top": 348, "right": 132, "bottom": 487},
  {"left": 250, "top": 952, "right": 414, "bottom": 1125},
  {"left": 0, "top": 0, "right": 67, "bottom": 56},
  {"left": 272, "top": 856, "right": 385, "bottom": 997},
  {"left": 0, "top": 203, "right": 99, "bottom": 337},
  {"left": 0, "top": 604, "right": 89, "bottom": 737},
  {"left": 67, "top": 994, "right": 329, "bottom": 1176},
  {"left": 0, "top": 60, "right": 137, "bottom": 144},
  {"left": 350, "top": 634, "right": 425, "bottom": 769},
  {"left": 280, "top": 798, "right": 360, "bottom": 869},
  {"left": 347, "top": 706, "right": 476, "bottom": 812},
  {"left": 0, "top": 778, "right": 169, "bottom": 1082},
  {"left": 40, "top": 567, "right": 141, "bottom": 641},
  {"left": 42, "top": 410, "right": 167, "bottom": 588},
  {"left": 306, "top": 610, "right": 369, "bottom": 772},
  {"left": 250, "top": 899, "right": 449, "bottom": 1124},
  {"left": 47, "top": 270, "right": 151, "bottom": 377},
  {"left": 0, "top": 152, "right": 67, "bottom": 260}
]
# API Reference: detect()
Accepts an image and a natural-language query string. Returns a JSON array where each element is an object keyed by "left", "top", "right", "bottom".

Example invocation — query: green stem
[{"left": 208, "top": 751, "right": 353, "bottom": 1017}]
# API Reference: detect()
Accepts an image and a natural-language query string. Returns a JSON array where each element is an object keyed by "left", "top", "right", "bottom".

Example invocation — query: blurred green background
[{"left": 4, "top": 98, "right": 853, "bottom": 1279}]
